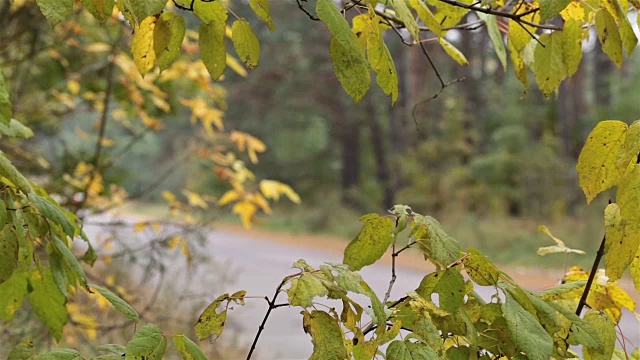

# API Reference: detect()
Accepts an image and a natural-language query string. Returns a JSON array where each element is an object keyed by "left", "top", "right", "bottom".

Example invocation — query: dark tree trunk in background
[
  {"left": 367, "top": 95, "right": 394, "bottom": 209},
  {"left": 558, "top": 60, "right": 588, "bottom": 158},
  {"left": 458, "top": 27, "right": 482, "bottom": 165},
  {"left": 388, "top": 44, "right": 410, "bottom": 194},
  {"left": 340, "top": 114, "right": 361, "bottom": 207},
  {"left": 594, "top": 45, "right": 613, "bottom": 117}
]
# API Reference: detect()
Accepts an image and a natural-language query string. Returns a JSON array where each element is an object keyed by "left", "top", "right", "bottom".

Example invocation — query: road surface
[{"left": 84, "top": 217, "right": 639, "bottom": 360}]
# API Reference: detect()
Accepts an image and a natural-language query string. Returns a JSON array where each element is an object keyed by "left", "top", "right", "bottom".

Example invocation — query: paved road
[{"left": 84, "top": 218, "right": 639, "bottom": 360}]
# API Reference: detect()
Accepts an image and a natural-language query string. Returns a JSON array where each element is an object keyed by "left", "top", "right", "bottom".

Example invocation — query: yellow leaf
[
  {"left": 508, "top": 1, "right": 540, "bottom": 52},
  {"left": 595, "top": 9, "right": 624, "bottom": 69},
  {"left": 251, "top": 193, "right": 272, "bottom": 214},
  {"left": 576, "top": 120, "right": 628, "bottom": 203},
  {"left": 439, "top": 38, "right": 468, "bottom": 65},
  {"left": 134, "top": 222, "right": 147, "bottom": 233},
  {"left": 611, "top": 165, "right": 640, "bottom": 281},
  {"left": 218, "top": 190, "right": 240, "bottom": 206},
  {"left": 132, "top": 16, "right": 157, "bottom": 75},
  {"left": 259, "top": 180, "right": 301, "bottom": 204},
  {"left": 182, "top": 190, "right": 209, "bottom": 209},
  {"left": 85, "top": 42, "right": 111, "bottom": 53},
  {"left": 560, "top": 1, "right": 585, "bottom": 21},
  {"left": 161, "top": 190, "right": 176, "bottom": 202},
  {"left": 232, "top": 200, "right": 257, "bottom": 228},
  {"left": 226, "top": 54, "right": 248, "bottom": 77},
  {"left": 631, "top": 247, "right": 640, "bottom": 294},
  {"left": 536, "top": 225, "right": 585, "bottom": 256},
  {"left": 67, "top": 80, "right": 80, "bottom": 95},
  {"left": 150, "top": 222, "right": 161, "bottom": 233},
  {"left": 606, "top": 283, "right": 635, "bottom": 312},
  {"left": 167, "top": 236, "right": 181, "bottom": 249}
]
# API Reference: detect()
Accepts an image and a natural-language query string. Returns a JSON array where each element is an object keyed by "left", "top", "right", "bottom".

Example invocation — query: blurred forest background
[{"left": 4, "top": 0, "right": 638, "bottom": 268}]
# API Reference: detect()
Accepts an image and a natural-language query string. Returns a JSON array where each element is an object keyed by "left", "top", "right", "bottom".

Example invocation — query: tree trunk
[{"left": 367, "top": 95, "right": 394, "bottom": 208}]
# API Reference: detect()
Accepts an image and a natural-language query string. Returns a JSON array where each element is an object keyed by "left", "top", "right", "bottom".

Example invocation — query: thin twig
[
  {"left": 246, "top": 274, "right": 297, "bottom": 360},
  {"left": 296, "top": 0, "right": 320, "bottom": 21},
  {"left": 574, "top": 234, "right": 606, "bottom": 316},
  {"left": 383, "top": 242, "right": 398, "bottom": 304}
]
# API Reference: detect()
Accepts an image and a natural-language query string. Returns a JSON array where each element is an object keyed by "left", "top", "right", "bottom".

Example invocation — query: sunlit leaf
[
  {"left": 250, "top": 0, "right": 274, "bottom": 30},
  {"left": 231, "top": 19, "right": 260, "bottom": 69},
  {"left": 478, "top": 13, "right": 506, "bottom": 70},
  {"left": 0, "top": 119, "right": 34, "bottom": 139},
  {"left": 195, "top": 293, "right": 229, "bottom": 341},
  {"left": 0, "top": 153, "right": 33, "bottom": 194},
  {"left": 416, "top": 268, "right": 465, "bottom": 312},
  {"left": 35, "top": 349, "right": 81, "bottom": 360},
  {"left": 463, "top": 248, "right": 500, "bottom": 285},
  {"left": 126, "top": 0, "right": 166, "bottom": 23},
  {"left": 576, "top": 120, "right": 628, "bottom": 203},
  {"left": 536, "top": 225, "right": 585, "bottom": 256},
  {"left": 199, "top": 18, "right": 226, "bottom": 80},
  {"left": 533, "top": 32, "right": 566, "bottom": 97},
  {"left": 132, "top": 16, "right": 158, "bottom": 75},
  {"left": 439, "top": 38, "right": 468, "bottom": 65},
  {"left": 391, "top": 0, "right": 419, "bottom": 41},
  {"left": 367, "top": 30, "right": 399, "bottom": 103},
  {"left": 343, "top": 214, "right": 394, "bottom": 271}
]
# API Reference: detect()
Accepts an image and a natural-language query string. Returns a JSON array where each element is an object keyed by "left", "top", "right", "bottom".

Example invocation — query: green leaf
[
  {"left": 391, "top": 0, "right": 420, "bottom": 41},
  {"left": 631, "top": 247, "right": 640, "bottom": 293},
  {"left": 35, "top": 349, "right": 81, "bottom": 360},
  {"left": 317, "top": 0, "right": 371, "bottom": 102},
  {"left": 576, "top": 120, "right": 628, "bottom": 203},
  {"left": 0, "top": 72, "right": 12, "bottom": 126},
  {"left": 343, "top": 214, "right": 394, "bottom": 271},
  {"left": 96, "top": 344, "right": 126, "bottom": 355},
  {"left": 539, "top": 0, "right": 571, "bottom": 21},
  {"left": 83, "top": 0, "right": 115, "bottom": 24},
  {"left": 477, "top": 13, "right": 507, "bottom": 70},
  {"left": 616, "top": 120, "right": 640, "bottom": 171},
  {"left": 287, "top": 273, "right": 329, "bottom": 308},
  {"left": 199, "top": 17, "right": 227, "bottom": 81},
  {"left": 154, "top": 12, "right": 186, "bottom": 72},
  {"left": 125, "top": 324, "right": 167, "bottom": 360},
  {"left": 548, "top": 301, "right": 603, "bottom": 349},
  {"left": 36, "top": 0, "right": 73, "bottom": 27},
  {"left": 595, "top": 9, "right": 623, "bottom": 68},
  {"left": 173, "top": 333, "right": 209, "bottom": 360},
  {"left": 194, "top": 0, "right": 227, "bottom": 24},
  {"left": 463, "top": 248, "right": 500, "bottom": 286},
  {"left": 412, "top": 316, "right": 443, "bottom": 356},
  {"left": 303, "top": 310, "right": 348, "bottom": 360},
  {"left": 329, "top": 36, "right": 371, "bottom": 103},
  {"left": 508, "top": 39, "right": 528, "bottom": 89},
  {"left": 445, "top": 346, "right": 471, "bottom": 360},
  {"left": 0, "top": 226, "right": 18, "bottom": 284},
  {"left": 195, "top": 293, "right": 229, "bottom": 341},
  {"left": 90, "top": 284, "right": 139, "bottom": 322},
  {"left": 0, "top": 153, "right": 33, "bottom": 194},
  {"left": 619, "top": 13, "right": 637, "bottom": 56},
  {"left": 28, "top": 268, "right": 67, "bottom": 341},
  {"left": 609, "top": 165, "right": 640, "bottom": 281},
  {"left": 231, "top": 19, "right": 260, "bottom": 69},
  {"left": 502, "top": 292, "right": 553, "bottom": 360},
  {"left": 0, "top": 119, "right": 34, "bottom": 139},
  {"left": 52, "top": 235, "right": 87, "bottom": 289},
  {"left": 439, "top": 38, "right": 468, "bottom": 65},
  {"left": 562, "top": 19, "right": 583, "bottom": 77},
  {"left": 386, "top": 339, "right": 438, "bottom": 360},
  {"left": 7, "top": 340, "right": 35, "bottom": 360},
  {"left": 540, "top": 280, "right": 587, "bottom": 300},
  {"left": 409, "top": 0, "right": 441, "bottom": 37},
  {"left": 416, "top": 268, "right": 465, "bottom": 312},
  {"left": 28, "top": 193, "right": 76, "bottom": 237},
  {"left": 419, "top": 216, "right": 461, "bottom": 267},
  {"left": 126, "top": 0, "right": 165, "bottom": 23},
  {"left": 533, "top": 32, "right": 566, "bottom": 97},
  {"left": 367, "top": 30, "right": 399, "bottom": 104},
  {"left": 583, "top": 310, "right": 615, "bottom": 359},
  {"left": 250, "top": 0, "right": 274, "bottom": 30},
  {"left": 0, "top": 270, "right": 27, "bottom": 322}
]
